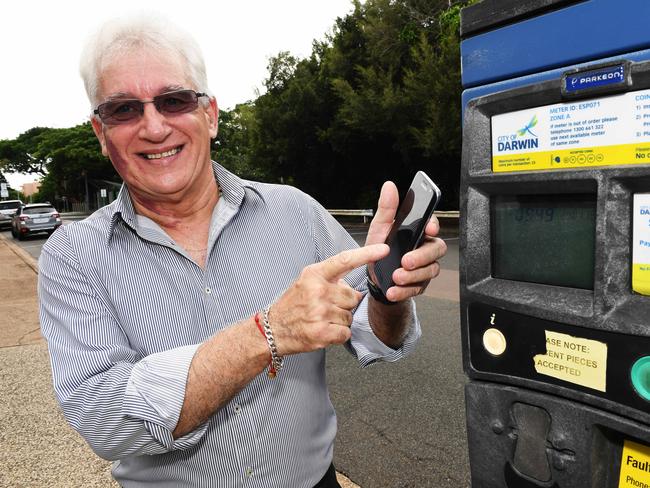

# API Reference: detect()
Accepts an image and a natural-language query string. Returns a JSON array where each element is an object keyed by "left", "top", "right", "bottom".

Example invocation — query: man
[{"left": 39, "top": 13, "right": 447, "bottom": 488}]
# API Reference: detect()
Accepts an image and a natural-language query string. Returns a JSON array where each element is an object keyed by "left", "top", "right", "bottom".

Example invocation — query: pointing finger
[{"left": 318, "top": 244, "right": 389, "bottom": 281}]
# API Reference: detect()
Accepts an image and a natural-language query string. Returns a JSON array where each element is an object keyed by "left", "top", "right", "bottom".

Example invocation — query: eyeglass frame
[{"left": 93, "top": 89, "right": 209, "bottom": 125}]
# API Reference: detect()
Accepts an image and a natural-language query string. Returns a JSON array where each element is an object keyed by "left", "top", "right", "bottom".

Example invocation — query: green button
[{"left": 631, "top": 356, "right": 650, "bottom": 401}]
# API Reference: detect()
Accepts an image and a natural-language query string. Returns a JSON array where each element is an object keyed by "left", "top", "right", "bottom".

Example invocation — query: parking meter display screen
[{"left": 492, "top": 194, "right": 596, "bottom": 289}]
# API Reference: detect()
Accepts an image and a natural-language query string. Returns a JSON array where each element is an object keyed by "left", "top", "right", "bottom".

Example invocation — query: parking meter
[{"left": 460, "top": 1, "right": 650, "bottom": 486}]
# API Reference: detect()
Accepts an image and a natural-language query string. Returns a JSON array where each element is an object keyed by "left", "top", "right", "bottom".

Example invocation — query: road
[
  {"left": 4, "top": 220, "right": 469, "bottom": 488},
  {"left": 2, "top": 230, "right": 48, "bottom": 262}
]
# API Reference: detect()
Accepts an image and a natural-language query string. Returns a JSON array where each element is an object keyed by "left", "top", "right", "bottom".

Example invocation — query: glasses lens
[
  {"left": 156, "top": 90, "right": 199, "bottom": 114},
  {"left": 99, "top": 100, "right": 143, "bottom": 123}
]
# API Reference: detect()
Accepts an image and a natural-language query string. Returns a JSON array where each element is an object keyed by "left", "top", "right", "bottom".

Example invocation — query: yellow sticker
[
  {"left": 619, "top": 440, "right": 650, "bottom": 488},
  {"left": 492, "top": 142, "right": 650, "bottom": 172},
  {"left": 533, "top": 330, "right": 607, "bottom": 392},
  {"left": 633, "top": 264, "right": 650, "bottom": 296}
]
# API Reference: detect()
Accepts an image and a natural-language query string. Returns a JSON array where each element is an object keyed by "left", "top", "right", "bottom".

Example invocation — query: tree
[
  {"left": 326, "top": 0, "right": 469, "bottom": 208},
  {"left": 212, "top": 103, "right": 267, "bottom": 181},
  {"left": 252, "top": 48, "right": 341, "bottom": 196},
  {"left": 249, "top": 0, "right": 472, "bottom": 209},
  {"left": 0, "top": 127, "right": 55, "bottom": 176},
  {"left": 0, "top": 123, "right": 119, "bottom": 206}
]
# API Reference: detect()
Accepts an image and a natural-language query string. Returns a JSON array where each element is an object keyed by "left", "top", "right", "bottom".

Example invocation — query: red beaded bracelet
[{"left": 254, "top": 312, "right": 277, "bottom": 378}]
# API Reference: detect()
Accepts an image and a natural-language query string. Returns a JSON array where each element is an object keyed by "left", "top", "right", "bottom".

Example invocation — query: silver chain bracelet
[{"left": 262, "top": 306, "right": 284, "bottom": 377}]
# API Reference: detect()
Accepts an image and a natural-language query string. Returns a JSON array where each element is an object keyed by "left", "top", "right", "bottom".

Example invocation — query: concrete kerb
[{"left": 0, "top": 232, "right": 38, "bottom": 273}]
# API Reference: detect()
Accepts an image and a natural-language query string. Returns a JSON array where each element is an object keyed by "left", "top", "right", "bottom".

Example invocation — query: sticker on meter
[
  {"left": 633, "top": 194, "right": 650, "bottom": 296},
  {"left": 619, "top": 440, "right": 650, "bottom": 488},
  {"left": 533, "top": 330, "right": 607, "bottom": 392},
  {"left": 491, "top": 89, "right": 650, "bottom": 172}
]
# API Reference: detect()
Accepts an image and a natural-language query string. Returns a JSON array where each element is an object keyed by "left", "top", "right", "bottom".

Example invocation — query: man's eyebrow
[
  {"left": 162, "top": 85, "right": 186, "bottom": 93},
  {"left": 104, "top": 92, "right": 133, "bottom": 102}
]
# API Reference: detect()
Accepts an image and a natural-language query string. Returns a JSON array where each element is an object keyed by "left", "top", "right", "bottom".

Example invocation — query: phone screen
[{"left": 369, "top": 171, "right": 441, "bottom": 296}]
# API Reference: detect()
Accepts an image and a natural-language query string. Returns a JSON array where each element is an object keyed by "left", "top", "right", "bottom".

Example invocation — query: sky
[{"left": 0, "top": 0, "right": 356, "bottom": 188}]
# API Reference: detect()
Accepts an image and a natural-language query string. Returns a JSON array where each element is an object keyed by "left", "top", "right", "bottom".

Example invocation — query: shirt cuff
[
  {"left": 122, "top": 344, "right": 208, "bottom": 449},
  {"left": 348, "top": 294, "right": 421, "bottom": 367}
]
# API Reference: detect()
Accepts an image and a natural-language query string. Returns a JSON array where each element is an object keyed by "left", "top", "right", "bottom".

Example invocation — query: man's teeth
[{"left": 143, "top": 147, "right": 181, "bottom": 159}]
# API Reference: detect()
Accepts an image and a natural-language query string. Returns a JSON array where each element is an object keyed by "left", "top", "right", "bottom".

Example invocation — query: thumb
[{"left": 366, "top": 181, "right": 398, "bottom": 246}]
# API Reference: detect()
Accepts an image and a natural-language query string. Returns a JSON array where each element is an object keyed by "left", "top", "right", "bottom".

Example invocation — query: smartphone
[{"left": 368, "top": 171, "right": 441, "bottom": 298}]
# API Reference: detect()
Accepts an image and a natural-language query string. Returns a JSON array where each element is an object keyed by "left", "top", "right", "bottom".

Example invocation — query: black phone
[{"left": 368, "top": 171, "right": 441, "bottom": 299}]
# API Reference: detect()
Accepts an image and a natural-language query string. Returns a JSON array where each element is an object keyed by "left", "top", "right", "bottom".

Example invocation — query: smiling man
[{"left": 38, "top": 13, "right": 447, "bottom": 488}]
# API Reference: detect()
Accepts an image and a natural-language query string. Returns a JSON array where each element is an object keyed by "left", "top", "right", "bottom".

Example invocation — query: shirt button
[
  {"left": 245, "top": 467, "right": 253, "bottom": 478},
  {"left": 233, "top": 404, "right": 242, "bottom": 415},
  {"left": 204, "top": 287, "right": 212, "bottom": 294}
]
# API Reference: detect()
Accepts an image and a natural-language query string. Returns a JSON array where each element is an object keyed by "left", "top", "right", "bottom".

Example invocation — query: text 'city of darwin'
[{"left": 498, "top": 139, "right": 539, "bottom": 151}]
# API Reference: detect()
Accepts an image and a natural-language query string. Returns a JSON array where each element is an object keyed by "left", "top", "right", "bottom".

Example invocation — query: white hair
[{"left": 79, "top": 12, "right": 211, "bottom": 111}]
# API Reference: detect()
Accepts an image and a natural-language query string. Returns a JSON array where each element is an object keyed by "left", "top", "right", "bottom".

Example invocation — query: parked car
[
  {"left": 0, "top": 199, "right": 23, "bottom": 229},
  {"left": 11, "top": 203, "right": 62, "bottom": 240}
]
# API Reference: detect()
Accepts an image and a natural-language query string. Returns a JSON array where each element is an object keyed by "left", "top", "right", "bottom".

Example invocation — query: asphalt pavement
[
  {"left": 0, "top": 218, "right": 467, "bottom": 488},
  {"left": 329, "top": 296, "right": 469, "bottom": 487}
]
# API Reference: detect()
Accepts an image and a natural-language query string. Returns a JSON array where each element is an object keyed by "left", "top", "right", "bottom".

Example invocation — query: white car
[
  {"left": 0, "top": 200, "right": 23, "bottom": 229},
  {"left": 11, "top": 203, "right": 62, "bottom": 240}
]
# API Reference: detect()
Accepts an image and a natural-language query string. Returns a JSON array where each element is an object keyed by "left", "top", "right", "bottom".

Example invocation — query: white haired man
[{"left": 38, "top": 14, "right": 447, "bottom": 488}]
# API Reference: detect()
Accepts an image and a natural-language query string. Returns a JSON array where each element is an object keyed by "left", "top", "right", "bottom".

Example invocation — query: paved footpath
[
  {"left": 0, "top": 234, "right": 118, "bottom": 487},
  {"left": 0, "top": 234, "right": 362, "bottom": 488}
]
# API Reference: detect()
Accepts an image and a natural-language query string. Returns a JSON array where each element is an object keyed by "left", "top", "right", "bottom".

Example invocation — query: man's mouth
[{"left": 139, "top": 146, "right": 183, "bottom": 160}]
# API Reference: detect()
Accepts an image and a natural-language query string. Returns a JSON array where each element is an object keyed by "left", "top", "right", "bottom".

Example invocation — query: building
[{"left": 21, "top": 181, "right": 41, "bottom": 199}]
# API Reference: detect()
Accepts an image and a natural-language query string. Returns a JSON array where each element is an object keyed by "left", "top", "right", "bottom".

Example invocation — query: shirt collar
[{"left": 105, "top": 161, "right": 250, "bottom": 244}]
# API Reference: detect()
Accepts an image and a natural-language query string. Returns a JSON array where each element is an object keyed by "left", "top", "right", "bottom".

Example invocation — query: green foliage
[
  {"left": 0, "top": 123, "right": 119, "bottom": 205},
  {"left": 252, "top": 49, "right": 341, "bottom": 197},
  {"left": 0, "top": 127, "right": 54, "bottom": 175},
  {"left": 213, "top": 103, "right": 269, "bottom": 181},
  {"left": 264, "top": 52, "right": 299, "bottom": 94},
  {"left": 247, "top": 0, "right": 471, "bottom": 208}
]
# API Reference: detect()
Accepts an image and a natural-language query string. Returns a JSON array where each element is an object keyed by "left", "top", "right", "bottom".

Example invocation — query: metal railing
[
  {"left": 327, "top": 209, "right": 459, "bottom": 224},
  {"left": 327, "top": 209, "right": 374, "bottom": 223}
]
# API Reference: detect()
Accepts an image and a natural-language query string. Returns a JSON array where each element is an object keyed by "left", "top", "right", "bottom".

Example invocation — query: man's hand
[
  {"left": 269, "top": 244, "right": 389, "bottom": 355},
  {"left": 366, "top": 181, "right": 447, "bottom": 303}
]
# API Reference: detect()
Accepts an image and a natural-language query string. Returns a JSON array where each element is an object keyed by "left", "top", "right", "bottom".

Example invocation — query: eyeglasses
[{"left": 94, "top": 89, "right": 208, "bottom": 125}]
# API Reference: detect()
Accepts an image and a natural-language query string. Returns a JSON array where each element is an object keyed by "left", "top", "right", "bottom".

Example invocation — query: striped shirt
[{"left": 38, "top": 162, "right": 420, "bottom": 487}]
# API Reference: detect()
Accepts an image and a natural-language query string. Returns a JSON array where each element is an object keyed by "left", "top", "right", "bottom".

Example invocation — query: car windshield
[
  {"left": 0, "top": 202, "right": 21, "bottom": 211},
  {"left": 23, "top": 206, "right": 55, "bottom": 215}
]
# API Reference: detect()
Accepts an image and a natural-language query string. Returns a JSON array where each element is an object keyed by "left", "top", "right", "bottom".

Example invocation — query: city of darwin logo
[{"left": 497, "top": 115, "right": 539, "bottom": 151}]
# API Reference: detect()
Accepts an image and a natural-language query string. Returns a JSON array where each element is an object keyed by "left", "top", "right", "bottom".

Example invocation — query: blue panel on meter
[
  {"left": 461, "top": 49, "right": 650, "bottom": 120},
  {"left": 461, "top": 0, "right": 650, "bottom": 88}
]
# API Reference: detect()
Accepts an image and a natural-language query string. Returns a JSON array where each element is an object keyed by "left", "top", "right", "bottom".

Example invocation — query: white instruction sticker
[{"left": 491, "top": 89, "right": 650, "bottom": 172}]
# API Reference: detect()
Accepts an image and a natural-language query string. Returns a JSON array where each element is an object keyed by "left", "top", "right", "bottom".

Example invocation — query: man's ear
[
  {"left": 207, "top": 97, "right": 219, "bottom": 139},
  {"left": 90, "top": 117, "right": 109, "bottom": 157}
]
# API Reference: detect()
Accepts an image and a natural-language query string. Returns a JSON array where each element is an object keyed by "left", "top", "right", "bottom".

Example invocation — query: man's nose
[{"left": 138, "top": 102, "right": 172, "bottom": 141}]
